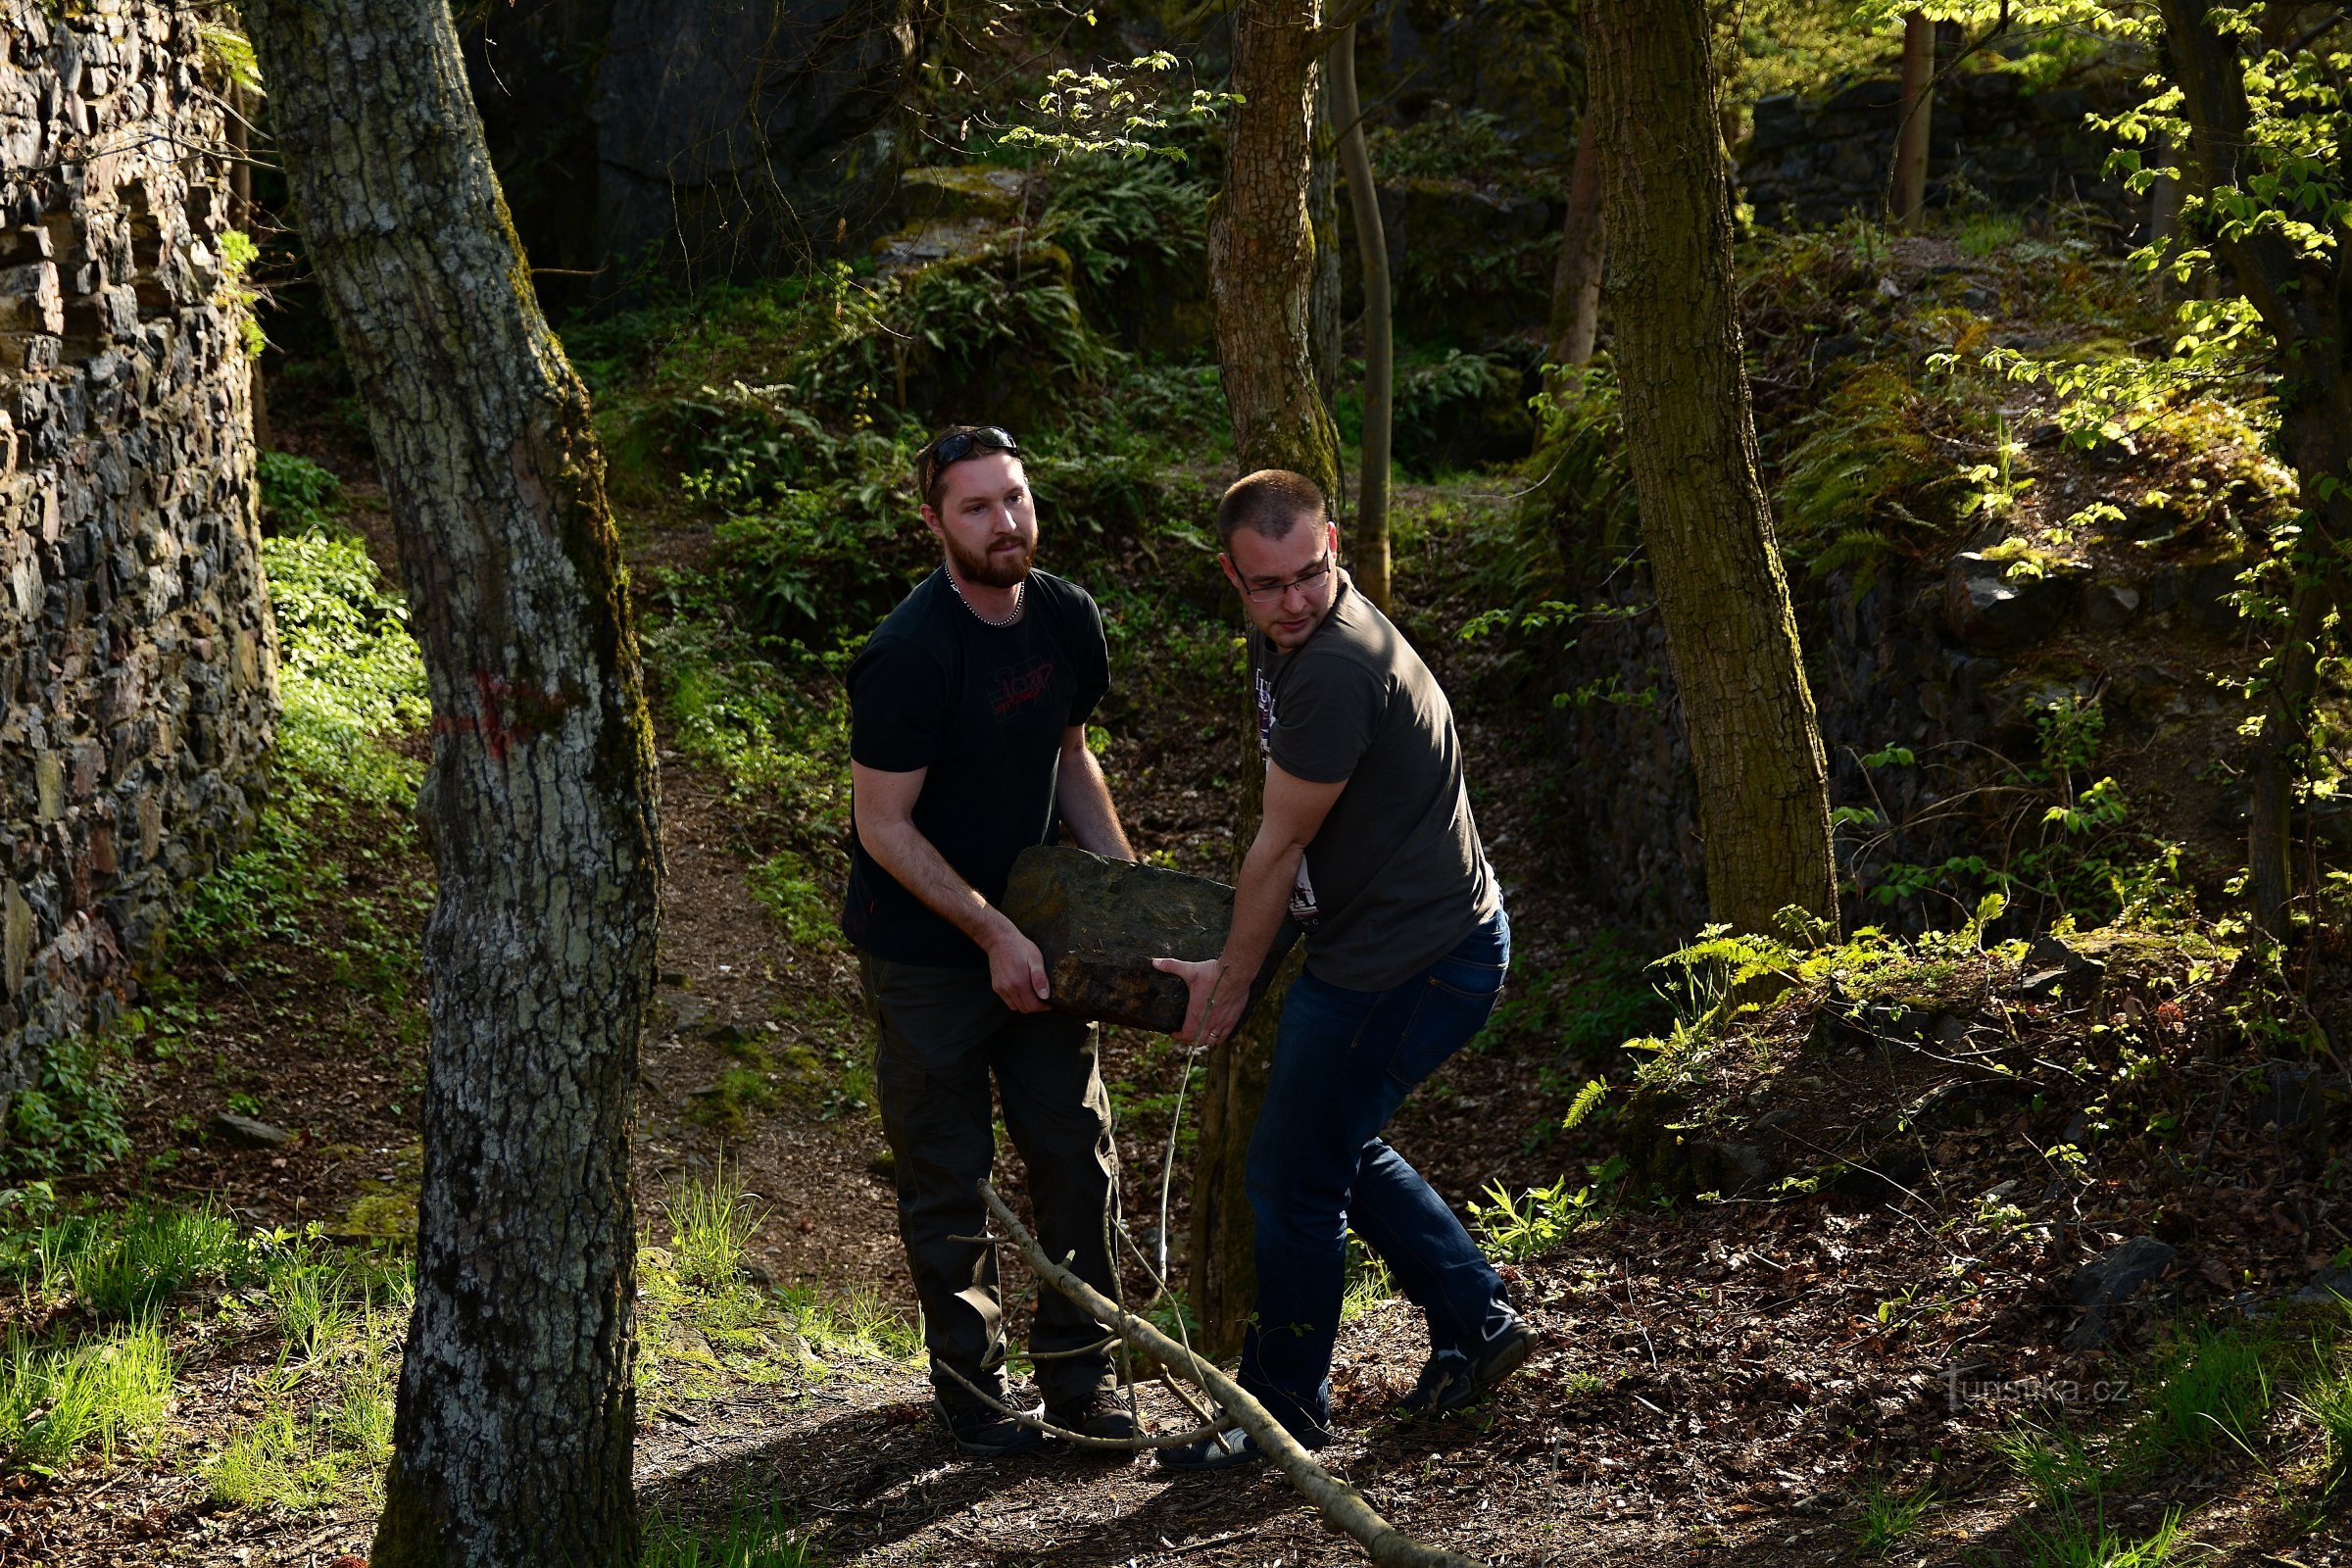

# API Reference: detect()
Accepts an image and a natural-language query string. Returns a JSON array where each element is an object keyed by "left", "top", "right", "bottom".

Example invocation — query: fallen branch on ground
[{"left": 978, "top": 1180, "right": 1481, "bottom": 1568}]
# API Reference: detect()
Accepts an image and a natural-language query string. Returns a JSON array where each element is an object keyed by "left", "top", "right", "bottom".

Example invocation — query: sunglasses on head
[{"left": 918, "top": 426, "right": 1021, "bottom": 495}]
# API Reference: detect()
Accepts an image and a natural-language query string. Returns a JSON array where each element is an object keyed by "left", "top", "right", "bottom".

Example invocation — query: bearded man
[{"left": 842, "top": 424, "right": 1136, "bottom": 1455}]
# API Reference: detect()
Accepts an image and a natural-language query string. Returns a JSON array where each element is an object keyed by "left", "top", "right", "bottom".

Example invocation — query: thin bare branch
[{"left": 980, "top": 1180, "right": 1482, "bottom": 1568}]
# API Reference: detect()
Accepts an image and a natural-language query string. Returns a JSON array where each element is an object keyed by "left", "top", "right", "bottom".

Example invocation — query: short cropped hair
[{"left": 1215, "top": 468, "right": 1327, "bottom": 546}]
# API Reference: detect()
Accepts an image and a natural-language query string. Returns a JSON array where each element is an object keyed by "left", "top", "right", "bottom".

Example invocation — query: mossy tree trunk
[
  {"left": 244, "top": 4, "right": 662, "bottom": 1565},
  {"left": 1210, "top": 0, "right": 1344, "bottom": 498},
  {"left": 1196, "top": 0, "right": 1344, "bottom": 1359},
  {"left": 2158, "top": 0, "right": 2352, "bottom": 936},
  {"left": 1590, "top": 0, "right": 1838, "bottom": 937}
]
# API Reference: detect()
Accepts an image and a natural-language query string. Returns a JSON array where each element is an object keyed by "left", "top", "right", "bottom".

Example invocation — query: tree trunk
[
  {"left": 2156, "top": 0, "right": 2352, "bottom": 936},
  {"left": 1546, "top": 105, "right": 1605, "bottom": 386},
  {"left": 1331, "top": 22, "right": 1392, "bottom": 612},
  {"left": 1891, "top": 11, "right": 1935, "bottom": 229},
  {"left": 1210, "top": 0, "right": 1344, "bottom": 496},
  {"left": 1590, "top": 0, "right": 1838, "bottom": 938},
  {"left": 243, "top": 5, "right": 662, "bottom": 1565},
  {"left": 226, "top": 84, "right": 270, "bottom": 450},
  {"left": 1195, "top": 0, "right": 1342, "bottom": 1355}
]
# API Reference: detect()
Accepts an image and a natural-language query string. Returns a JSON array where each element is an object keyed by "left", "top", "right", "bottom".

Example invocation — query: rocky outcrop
[
  {"left": 1740, "top": 71, "right": 2136, "bottom": 231},
  {"left": 464, "top": 0, "right": 940, "bottom": 306},
  {"left": 1539, "top": 543, "right": 2250, "bottom": 944},
  {"left": 0, "top": 2, "right": 276, "bottom": 1098}
]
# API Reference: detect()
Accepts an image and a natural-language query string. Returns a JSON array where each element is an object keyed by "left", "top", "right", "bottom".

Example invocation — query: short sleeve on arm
[
  {"left": 1266, "top": 653, "right": 1384, "bottom": 784},
  {"left": 848, "top": 637, "right": 951, "bottom": 773},
  {"left": 1069, "top": 593, "right": 1110, "bottom": 726}
]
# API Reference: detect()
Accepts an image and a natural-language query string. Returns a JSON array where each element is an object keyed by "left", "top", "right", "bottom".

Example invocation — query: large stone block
[{"left": 999, "top": 846, "right": 1298, "bottom": 1033}]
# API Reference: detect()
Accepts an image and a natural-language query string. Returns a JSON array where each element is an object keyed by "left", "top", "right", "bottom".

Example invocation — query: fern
[{"left": 1560, "top": 1077, "right": 1609, "bottom": 1132}]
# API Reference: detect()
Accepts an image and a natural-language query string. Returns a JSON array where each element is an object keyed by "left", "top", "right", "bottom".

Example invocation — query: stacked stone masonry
[{"left": 0, "top": 2, "right": 276, "bottom": 1100}]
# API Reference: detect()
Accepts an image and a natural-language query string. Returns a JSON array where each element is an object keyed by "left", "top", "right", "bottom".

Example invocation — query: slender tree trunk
[
  {"left": 226, "top": 83, "right": 270, "bottom": 450},
  {"left": 1331, "top": 22, "right": 1392, "bottom": 612},
  {"left": 1546, "top": 106, "right": 1605, "bottom": 386},
  {"left": 1590, "top": 0, "right": 1838, "bottom": 937},
  {"left": 1891, "top": 11, "right": 1935, "bottom": 230},
  {"left": 1195, "top": 0, "right": 1341, "bottom": 1356},
  {"left": 1210, "top": 0, "right": 1344, "bottom": 495},
  {"left": 1309, "top": 67, "right": 1344, "bottom": 435},
  {"left": 2157, "top": 0, "right": 2352, "bottom": 936},
  {"left": 244, "top": 5, "right": 662, "bottom": 1565}
]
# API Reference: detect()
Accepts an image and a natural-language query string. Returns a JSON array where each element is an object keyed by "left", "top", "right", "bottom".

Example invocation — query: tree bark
[
  {"left": 243, "top": 5, "right": 662, "bottom": 1565},
  {"left": 1590, "top": 0, "right": 1838, "bottom": 937},
  {"left": 1331, "top": 22, "right": 1392, "bottom": 612},
  {"left": 1210, "top": 0, "right": 1344, "bottom": 496},
  {"left": 1891, "top": 12, "right": 1935, "bottom": 229},
  {"left": 1545, "top": 104, "right": 1605, "bottom": 386},
  {"left": 1197, "top": 0, "right": 1344, "bottom": 1359},
  {"left": 2156, "top": 0, "right": 2352, "bottom": 936}
]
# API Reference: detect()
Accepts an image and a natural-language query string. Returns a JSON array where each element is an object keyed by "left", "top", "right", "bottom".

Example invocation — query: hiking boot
[
  {"left": 1154, "top": 1424, "right": 1261, "bottom": 1472},
  {"left": 1397, "top": 1314, "right": 1539, "bottom": 1419},
  {"left": 933, "top": 1393, "right": 1049, "bottom": 1457},
  {"left": 1047, "top": 1386, "right": 1141, "bottom": 1450}
]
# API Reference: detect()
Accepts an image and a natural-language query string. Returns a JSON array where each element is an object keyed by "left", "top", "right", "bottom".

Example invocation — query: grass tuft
[
  {"left": 643, "top": 1495, "right": 816, "bottom": 1568},
  {"left": 0, "top": 1319, "right": 174, "bottom": 1464},
  {"left": 1853, "top": 1475, "right": 1936, "bottom": 1554},
  {"left": 664, "top": 1165, "right": 765, "bottom": 1291}
]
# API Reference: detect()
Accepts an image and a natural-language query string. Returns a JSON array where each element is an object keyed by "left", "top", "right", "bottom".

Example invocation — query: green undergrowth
[
  {"left": 638, "top": 1164, "right": 918, "bottom": 1422},
  {"left": 0, "top": 1175, "right": 915, "bottom": 1513},
  {"left": 1983, "top": 1317, "right": 2352, "bottom": 1555},
  {"left": 171, "top": 455, "right": 432, "bottom": 1046},
  {"left": 644, "top": 1494, "right": 819, "bottom": 1568}
]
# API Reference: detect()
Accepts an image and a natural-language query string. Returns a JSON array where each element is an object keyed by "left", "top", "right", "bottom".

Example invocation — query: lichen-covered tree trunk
[
  {"left": 2158, "top": 0, "right": 2352, "bottom": 936},
  {"left": 243, "top": 5, "right": 662, "bottom": 1565},
  {"left": 1210, "top": 0, "right": 1343, "bottom": 497},
  {"left": 1590, "top": 0, "right": 1838, "bottom": 937},
  {"left": 1332, "top": 21, "right": 1393, "bottom": 612}
]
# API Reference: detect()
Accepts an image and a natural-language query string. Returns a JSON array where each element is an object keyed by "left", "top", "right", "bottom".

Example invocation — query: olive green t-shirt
[{"left": 1250, "top": 572, "right": 1500, "bottom": 990}]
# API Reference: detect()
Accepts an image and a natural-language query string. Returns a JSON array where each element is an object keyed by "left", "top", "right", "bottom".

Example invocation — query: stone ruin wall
[{"left": 0, "top": 1, "right": 277, "bottom": 1098}]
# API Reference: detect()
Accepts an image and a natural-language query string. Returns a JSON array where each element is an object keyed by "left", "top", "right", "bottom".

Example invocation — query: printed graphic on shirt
[
  {"left": 990, "top": 659, "right": 1056, "bottom": 718},
  {"left": 1254, "top": 663, "right": 1322, "bottom": 927}
]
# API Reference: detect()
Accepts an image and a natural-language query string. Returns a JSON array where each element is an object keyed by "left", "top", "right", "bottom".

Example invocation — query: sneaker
[
  {"left": 1047, "top": 1386, "right": 1141, "bottom": 1447},
  {"left": 1397, "top": 1314, "right": 1539, "bottom": 1418},
  {"left": 1154, "top": 1424, "right": 1260, "bottom": 1472},
  {"left": 934, "top": 1393, "right": 1049, "bottom": 1457}
]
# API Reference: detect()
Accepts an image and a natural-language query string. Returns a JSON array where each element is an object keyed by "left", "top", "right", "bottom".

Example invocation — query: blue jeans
[{"left": 1237, "top": 908, "right": 1512, "bottom": 1444}]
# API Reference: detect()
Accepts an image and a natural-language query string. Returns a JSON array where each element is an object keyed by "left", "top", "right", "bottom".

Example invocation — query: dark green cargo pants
[{"left": 859, "top": 953, "right": 1121, "bottom": 1410}]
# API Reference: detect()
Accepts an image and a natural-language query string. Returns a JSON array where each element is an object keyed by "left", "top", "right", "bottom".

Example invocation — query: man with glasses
[
  {"left": 1152, "top": 467, "right": 1531, "bottom": 1470},
  {"left": 844, "top": 424, "right": 1136, "bottom": 1456}
]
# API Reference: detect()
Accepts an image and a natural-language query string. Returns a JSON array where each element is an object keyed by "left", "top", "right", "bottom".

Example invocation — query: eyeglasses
[
  {"left": 1241, "top": 554, "right": 1334, "bottom": 605},
  {"left": 917, "top": 426, "right": 1020, "bottom": 497}
]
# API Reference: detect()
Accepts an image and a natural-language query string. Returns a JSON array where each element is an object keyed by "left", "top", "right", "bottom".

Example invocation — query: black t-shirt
[{"left": 841, "top": 567, "right": 1110, "bottom": 966}]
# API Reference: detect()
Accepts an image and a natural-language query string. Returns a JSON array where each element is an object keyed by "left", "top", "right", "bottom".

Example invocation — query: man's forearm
[
  {"left": 1216, "top": 823, "right": 1302, "bottom": 988},
  {"left": 861, "top": 818, "right": 1014, "bottom": 948},
  {"left": 1058, "top": 745, "right": 1134, "bottom": 859}
]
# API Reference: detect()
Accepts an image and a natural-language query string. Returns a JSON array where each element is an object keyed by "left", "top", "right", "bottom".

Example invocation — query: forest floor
[
  {"left": 8, "top": 213, "right": 2352, "bottom": 1565},
  {"left": 9, "top": 456, "right": 2349, "bottom": 1568}
]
